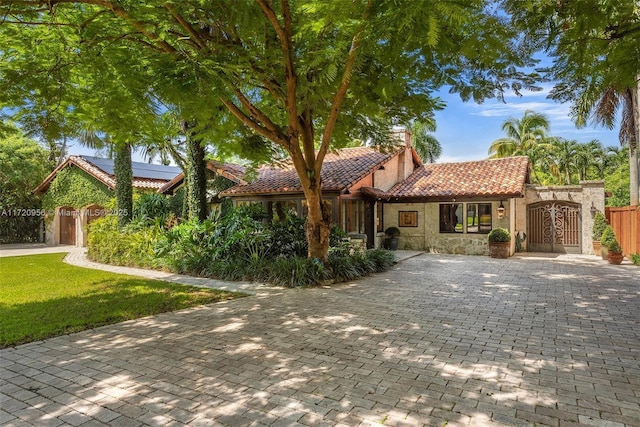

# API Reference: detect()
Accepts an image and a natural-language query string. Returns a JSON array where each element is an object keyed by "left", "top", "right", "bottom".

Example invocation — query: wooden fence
[{"left": 606, "top": 206, "right": 640, "bottom": 256}]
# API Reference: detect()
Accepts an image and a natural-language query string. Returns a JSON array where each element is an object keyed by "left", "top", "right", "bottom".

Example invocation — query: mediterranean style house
[
  {"left": 163, "top": 130, "right": 605, "bottom": 256},
  {"left": 35, "top": 155, "right": 181, "bottom": 247},
  {"left": 39, "top": 132, "right": 605, "bottom": 256}
]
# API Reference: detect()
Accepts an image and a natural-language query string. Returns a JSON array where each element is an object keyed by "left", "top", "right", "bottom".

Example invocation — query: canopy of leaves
[{"left": 0, "top": 127, "right": 50, "bottom": 208}]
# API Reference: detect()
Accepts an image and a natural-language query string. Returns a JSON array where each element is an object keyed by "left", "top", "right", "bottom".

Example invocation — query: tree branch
[
  {"left": 317, "top": 0, "right": 373, "bottom": 169},
  {"left": 256, "top": 0, "right": 300, "bottom": 158},
  {"left": 163, "top": 2, "right": 207, "bottom": 50},
  {"left": 219, "top": 96, "right": 288, "bottom": 146}
]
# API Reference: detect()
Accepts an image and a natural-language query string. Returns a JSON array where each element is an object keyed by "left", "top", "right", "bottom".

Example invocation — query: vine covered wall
[{"left": 42, "top": 166, "right": 113, "bottom": 214}]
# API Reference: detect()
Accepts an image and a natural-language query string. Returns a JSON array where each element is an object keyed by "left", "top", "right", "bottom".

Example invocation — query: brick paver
[{"left": 1, "top": 252, "right": 639, "bottom": 426}]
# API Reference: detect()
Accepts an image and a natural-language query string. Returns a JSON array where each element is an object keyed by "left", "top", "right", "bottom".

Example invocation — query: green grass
[{"left": 0, "top": 253, "right": 247, "bottom": 348}]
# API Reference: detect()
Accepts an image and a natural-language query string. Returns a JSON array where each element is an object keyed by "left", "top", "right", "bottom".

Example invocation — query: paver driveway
[{"left": 1, "top": 254, "right": 639, "bottom": 427}]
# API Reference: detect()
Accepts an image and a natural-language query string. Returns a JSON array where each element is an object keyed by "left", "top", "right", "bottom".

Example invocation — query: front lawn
[{"left": 0, "top": 253, "right": 246, "bottom": 348}]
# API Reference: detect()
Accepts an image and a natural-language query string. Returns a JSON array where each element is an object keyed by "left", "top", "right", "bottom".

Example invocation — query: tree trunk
[
  {"left": 631, "top": 76, "right": 640, "bottom": 206},
  {"left": 114, "top": 142, "right": 133, "bottom": 227},
  {"left": 303, "top": 188, "right": 332, "bottom": 262},
  {"left": 183, "top": 121, "right": 208, "bottom": 221}
]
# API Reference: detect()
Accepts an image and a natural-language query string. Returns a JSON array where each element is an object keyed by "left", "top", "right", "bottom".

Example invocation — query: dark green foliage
[
  {"left": 488, "top": 227, "right": 511, "bottom": 242},
  {"left": 114, "top": 143, "right": 133, "bottom": 227},
  {"left": 607, "top": 240, "right": 621, "bottom": 253},
  {"left": 631, "top": 254, "right": 640, "bottom": 266},
  {"left": 600, "top": 226, "right": 617, "bottom": 248},
  {"left": 134, "top": 193, "right": 171, "bottom": 222},
  {"left": 185, "top": 126, "right": 208, "bottom": 221},
  {"left": 591, "top": 212, "right": 609, "bottom": 241},
  {"left": 42, "top": 166, "right": 112, "bottom": 214},
  {"left": 0, "top": 131, "right": 51, "bottom": 242},
  {"left": 384, "top": 227, "right": 401, "bottom": 238},
  {"left": 89, "top": 203, "right": 396, "bottom": 287}
]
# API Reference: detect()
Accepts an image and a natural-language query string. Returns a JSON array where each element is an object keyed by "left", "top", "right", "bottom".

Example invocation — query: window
[
  {"left": 440, "top": 203, "right": 492, "bottom": 234},
  {"left": 467, "top": 203, "right": 492, "bottom": 233},
  {"left": 439, "top": 204, "right": 463, "bottom": 233},
  {"left": 376, "top": 202, "right": 384, "bottom": 233},
  {"left": 345, "top": 200, "right": 365, "bottom": 233}
]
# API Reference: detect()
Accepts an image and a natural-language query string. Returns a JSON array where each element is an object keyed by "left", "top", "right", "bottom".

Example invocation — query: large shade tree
[{"left": 1, "top": 0, "right": 539, "bottom": 260}]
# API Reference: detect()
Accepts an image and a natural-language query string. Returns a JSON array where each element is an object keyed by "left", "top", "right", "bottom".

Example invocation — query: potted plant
[
  {"left": 606, "top": 240, "right": 624, "bottom": 265},
  {"left": 600, "top": 225, "right": 617, "bottom": 260},
  {"left": 383, "top": 226, "right": 400, "bottom": 250},
  {"left": 488, "top": 227, "right": 511, "bottom": 258},
  {"left": 591, "top": 212, "right": 608, "bottom": 254}
]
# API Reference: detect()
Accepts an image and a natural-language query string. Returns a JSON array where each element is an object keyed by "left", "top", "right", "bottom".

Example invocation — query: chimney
[{"left": 391, "top": 127, "right": 412, "bottom": 147}]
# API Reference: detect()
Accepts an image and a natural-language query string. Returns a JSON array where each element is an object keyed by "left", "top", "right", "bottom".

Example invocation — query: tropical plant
[
  {"left": 488, "top": 110, "right": 551, "bottom": 158},
  {"left": 507, "top": 1, "right": 640, "bottom": 205},
  {"left": 411, "top": 121, "right": 442, "bottom": 164},
  {"left": 488, "top": 110, "right": 554, "bottom": 184},
  {"left": 551, "top": 138, "right": 579, "bottom": 185}
]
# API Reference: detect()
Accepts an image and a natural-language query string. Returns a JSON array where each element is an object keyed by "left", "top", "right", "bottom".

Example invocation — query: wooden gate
[
  {"left": 59, "top": 207, "right": 76, "bottom": 245},
  {"left": 527, "top": 202, "right": 581, "bottom": 253}
]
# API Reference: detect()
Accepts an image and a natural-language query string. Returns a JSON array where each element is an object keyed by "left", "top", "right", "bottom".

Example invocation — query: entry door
[
  {"left": 59, "top": 207, "right": 76, "bottom": 245},
  {"left": 528, "top": 202, "right": 581, "bottom": 253}
]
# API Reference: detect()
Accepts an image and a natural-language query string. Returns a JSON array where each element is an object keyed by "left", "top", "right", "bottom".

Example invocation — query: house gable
[
  {"left": 34, "top": 155, "right": 182, "bottom": 195},
  {"left": 221, "top": 144, "right": 420, "bottom": 198}
]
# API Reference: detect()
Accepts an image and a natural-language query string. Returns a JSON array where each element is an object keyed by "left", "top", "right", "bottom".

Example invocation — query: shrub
[
  {"left": 600, "top": 226, "right": 617, "bottom": 248},
  {"left": 591, "top": 212, "right": 609, "bottom": 241},
  {"left": 607, "top": 240, "right": 621, "bottom": 253},
  {"left": 384, "top": 227, "right": 401, "bottom": 238},
  {"left": 488, "top": 227, "right": 510, "bottom": 242},
  {"left": 89, "top": 202, "right": 397, "bottom": 287},
  {"left": 87, "top": 215, "right": 162, "bottom": 268},
  {"left": 631, "top": 254, "right": 640, "bottom": 266}
]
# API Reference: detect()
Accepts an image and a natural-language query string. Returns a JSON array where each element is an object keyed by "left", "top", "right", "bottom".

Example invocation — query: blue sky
[
  {"left": 432, "top": 84, "right": 621, "bottom": 163},
  {"left": 67, "top": 83, "right": 621, "bottom": 165}
]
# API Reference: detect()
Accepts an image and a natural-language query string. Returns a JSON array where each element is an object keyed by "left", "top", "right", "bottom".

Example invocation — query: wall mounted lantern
[
  {"left": 590, "top": 202, "right": 598, "bottom": 217},
  {"left": 497, "top": 201, "right": 506, "bottom": 219}
]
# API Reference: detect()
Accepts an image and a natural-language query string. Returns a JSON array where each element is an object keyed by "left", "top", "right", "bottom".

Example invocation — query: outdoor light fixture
[
  {"left": 497, "top": 201, "right": 506, "bottom": 219},
  {"left": 590, "top": 202, "right": 598, "bottom": 217}
]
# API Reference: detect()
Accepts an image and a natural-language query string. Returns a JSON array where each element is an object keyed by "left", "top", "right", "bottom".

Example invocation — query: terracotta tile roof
[
  {"left": 159, "top": 160, "right": 247, "bottom": 194},
  {"left": 34, "top": 155, "right": 182, "bottom": 194},
  {"left": 383, "top": 156, "right": 530, "bottom": 200},
  {"left": 221, "top": 146, "right": 400, "bottom": 196}
]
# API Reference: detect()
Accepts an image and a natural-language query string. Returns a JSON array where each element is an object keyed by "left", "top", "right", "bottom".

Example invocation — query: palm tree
[
  {"left": 488, "top": 110, "right": 551, "bottom": 158},
  {"left": 574, "top": 139, "right": 606, "bottom": 181},
  {"left": 551, "top": 138, "right": 579, "bottom": 185},
  {"left": 574, "top": 85, "right": 638, "bottom": 206},
  {"left": 411, "top": 121, "right": 442, "bottom": 164}
]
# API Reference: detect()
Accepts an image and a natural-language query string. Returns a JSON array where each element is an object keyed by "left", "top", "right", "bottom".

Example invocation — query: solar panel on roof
[{"left": 81, "top": 155, "right": 181, "bottom": 180}]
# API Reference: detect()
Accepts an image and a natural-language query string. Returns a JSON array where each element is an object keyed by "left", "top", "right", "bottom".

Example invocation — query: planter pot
[
  {"left": 607, "top": 251, "right": 624, "bottom": 265},
  {"left": 592, "top": 240, "right": 601, "bottom": 254},
  {"left": 489, "top": 241, "right": 510, "bottom": 259},
  {"left": 384, "top": 237, "right": 399, "bottom": 251},
  {"left": 600, "top": 245, "right": 609, "bottom": 260}
]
